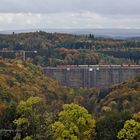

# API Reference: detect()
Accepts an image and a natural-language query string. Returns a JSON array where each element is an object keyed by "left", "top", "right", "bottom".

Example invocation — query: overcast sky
[{"left": 0, "top": 0, "right": 140, "bottom": 30}]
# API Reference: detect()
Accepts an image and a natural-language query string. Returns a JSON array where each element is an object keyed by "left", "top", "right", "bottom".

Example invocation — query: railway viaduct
[{"left": 44, "top": 65, "right": 140, "bottom": 89}]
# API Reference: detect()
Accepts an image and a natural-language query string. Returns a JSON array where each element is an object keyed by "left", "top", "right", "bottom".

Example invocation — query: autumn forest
[{"left": 0, "top": 32, "right": 140, "bottom": 140}]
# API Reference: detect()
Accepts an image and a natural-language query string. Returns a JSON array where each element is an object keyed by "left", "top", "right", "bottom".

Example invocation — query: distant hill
[
  {"left": 0, "top": 31, "right": 139, "bottom": 66},
  {"left": 1, "top": 28, "right": 140, "bottom": 39}
]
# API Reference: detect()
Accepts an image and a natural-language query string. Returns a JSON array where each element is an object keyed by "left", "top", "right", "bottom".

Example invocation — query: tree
[
  {"left": 117, "top": 119, "right": 140, "bottom": 140},
  {"left": 52, "top": 103, "right": 96, "bottom": 140},
  {"left": 13, "top": 96, "right": 55, "bottom": 140},
  {"left": 13, "top": 97, "right": 44, "bottom": 140},
  {"left": 0, "top": 104, "right": 16, "bottom": 140},
  {"left": 133, "top": 112, "right": 140, "bottom": 122},
  {"left": 95, "top": 111, "right": 132, "bottom": 140}
]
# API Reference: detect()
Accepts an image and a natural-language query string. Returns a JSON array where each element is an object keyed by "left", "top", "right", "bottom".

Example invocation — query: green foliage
[
  {"left": 13, "top": 96, "right": 55, "bottom": 140},
  {"left": 133, "top": 112, "right": 140, "bottom": 122},
  {"left": 0, "top": 85, "right": 15, "bottom": 103},
  {"left": 127, "top": 82, "right": 138, "bottom": 89},
  {"left": 0, "top": 32, "right": 139, "bottom": 66},
  {"left": 23, "top": 136, "right": 33, "bottom": 140},
  {"left": 96, "top": 76, "right": 140, "bottom": 114},
  {"left": 0, "top": 60, "right": 68, "bottom": 114},
  {"left": 118, "top": 119, "right": 140, "bottom": 140},
  {"left": 16, "top": 96, "right": 42, "bottom": 115},
  {"left": 135, "top": 74, "right": 140, "bottom": 82},
  {"left": 14, "top": 117, "right": 28, "bottom": 126},
  {"left": 0, "top": 104, "right": 16, "bottom": 140},
  {"left": 95, "top": 111, "right": 132, "bottom": 140},
  {"left": 0, "top": 33, "right": 140, "bottom": 139},
  {"left": 52, "top": 103, "right": 96, "bottom": 140},
  {"left": 14, "top": 97, "right": 43, "bottom": 140},
  {"left": 39, "top": 112, "right": 54, "bottom": 140}
]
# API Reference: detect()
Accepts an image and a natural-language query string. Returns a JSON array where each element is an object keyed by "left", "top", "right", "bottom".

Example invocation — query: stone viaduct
[{"left": 44, "top": 65, "right": 140, "bottom": 89}]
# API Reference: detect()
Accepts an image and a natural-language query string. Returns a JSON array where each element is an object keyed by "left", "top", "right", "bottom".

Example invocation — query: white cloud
[
  {"left": 0, "top": 0, "right": 140, "bottom": 29},
  {"left": 0, "top": 12, "right": 140, "bottom": 30}
]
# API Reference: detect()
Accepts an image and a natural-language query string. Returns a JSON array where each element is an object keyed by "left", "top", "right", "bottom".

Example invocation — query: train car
[
  {"left": 130, "top": 65, "right": 140, "bottom": 67},
  {"left": 78, "top": 65, "right": 89, "bottom": 67},
  {"left": 122, "top": 64, "right": 129, "bottom": 67}
]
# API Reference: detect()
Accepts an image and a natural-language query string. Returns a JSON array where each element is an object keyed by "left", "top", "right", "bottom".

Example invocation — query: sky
[{"left": 0, "top": 0, "right": 140, "bottom": 30}]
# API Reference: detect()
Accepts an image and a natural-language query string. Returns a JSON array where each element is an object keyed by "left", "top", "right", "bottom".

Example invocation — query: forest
[
  {"left": 0, "top": 31, "right": 140, "bottom": 66},
  {"left": 0, "top": 32, "right": 140, "bottom": 140},
  {"left": 0, "top": 60, "right": 140, "bottom": 140}
]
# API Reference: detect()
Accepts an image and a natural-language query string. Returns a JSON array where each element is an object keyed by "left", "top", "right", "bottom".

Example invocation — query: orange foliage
[{"left": 0, "top": 103, "right": 7, "bottom": 115}]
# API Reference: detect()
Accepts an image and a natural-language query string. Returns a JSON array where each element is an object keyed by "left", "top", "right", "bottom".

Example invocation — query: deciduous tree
[
  {"left": 52, "top": 103, "right": 96, "bottom": 140},
  {"left": 117, "top": 119, "right": 140, "bottom": 140}
]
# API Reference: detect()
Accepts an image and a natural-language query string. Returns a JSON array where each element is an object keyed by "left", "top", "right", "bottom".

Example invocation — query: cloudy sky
[{"left": 0, "top": 0, "right": 140, "bottom": 30}]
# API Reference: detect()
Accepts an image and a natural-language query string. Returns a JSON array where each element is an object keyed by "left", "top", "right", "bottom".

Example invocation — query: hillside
[
  {"left": 0, "top": 59, "right": 140, "bottom": 116},
  {"left": 0, "top": 32, "right": 140, "bottom": 139},
  {"left": 0, "top": 60, "right": 70, "bottom": 115},
  {"left": 0, "top": 31, "right": 140, "bottom": 66},
  {"left": 95, "top": 74, "right": 140, "bottom": 115},
  {"left": 0, "top": 59, "right": 140, "bottom": 139}
]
